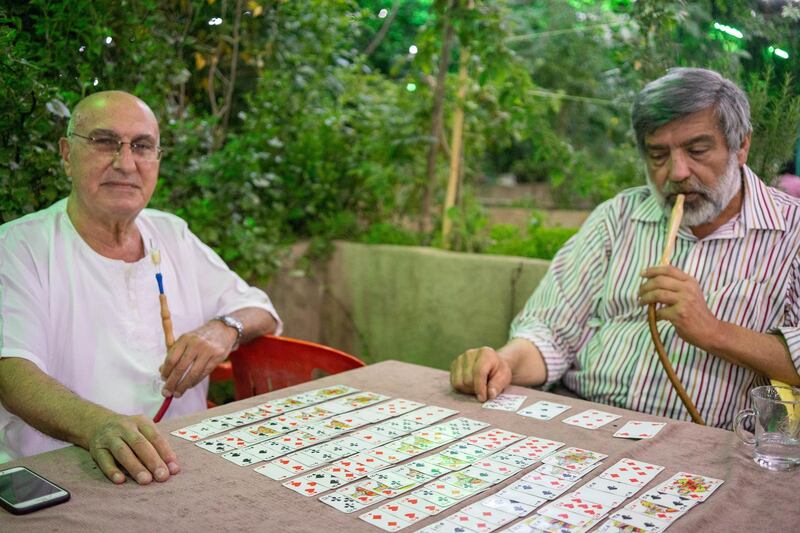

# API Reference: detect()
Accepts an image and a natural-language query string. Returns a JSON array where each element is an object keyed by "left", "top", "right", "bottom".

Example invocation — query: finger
[
  {"left": 486, "top": 362, "right": 512, "bottom": 400},
  {"left": 640, "top": 288, "right": 681, "bottom": 306},
  {"left": 108, "top": 437, "right": 152, "bottom": 485},
  {"left": 160, "top": 336, "right": 188, "bottom": 381},
  {"left": 642, "top": 265, "right": 687, "bottom": 280},
  {"left": 140, "top": 422, "right": 180, "bottom": 476},
  {"left": 172, "top": 353, "right": 208, "bottom": 397},
  {"left": 450, "top": 355, "right": 469, "bottom": 393},
  {"left": 460, "top": 351, "right": 478, "bottom": 393},
  {"left": 162, "top": 345, "right": 194, "bottom": 397},
  {"left": 91, "top": 447, "right": 126, "bottom": 484},
  {"left": 121, "top": 426, "right": 171, "bottom": 483},
  {"left": 472, "top": 349, "right": 496, "bottom": 403}
]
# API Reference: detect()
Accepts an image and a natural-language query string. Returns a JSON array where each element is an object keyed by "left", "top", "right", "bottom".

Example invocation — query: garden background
[{"left": 2, "top": 0, "right": 799, "bottom": 282}]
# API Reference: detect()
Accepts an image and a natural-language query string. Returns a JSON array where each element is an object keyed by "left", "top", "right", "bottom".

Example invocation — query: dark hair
[{"left": 632, "top": 67, "right": 751, "bottom": 153}]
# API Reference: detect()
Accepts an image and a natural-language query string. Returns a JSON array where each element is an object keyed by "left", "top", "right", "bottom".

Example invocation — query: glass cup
[{"left": 734, "top": 385, "right": 800, "bottom": 471}]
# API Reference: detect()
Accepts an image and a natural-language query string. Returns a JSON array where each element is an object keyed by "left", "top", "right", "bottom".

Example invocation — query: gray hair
[{"left": 631, "top": 67, "right": 751, "bottom": 153}]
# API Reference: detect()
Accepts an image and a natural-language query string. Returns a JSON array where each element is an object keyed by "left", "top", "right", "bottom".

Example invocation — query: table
[{"left": 1, "top": 361, "right": 796, "bottom": 532}]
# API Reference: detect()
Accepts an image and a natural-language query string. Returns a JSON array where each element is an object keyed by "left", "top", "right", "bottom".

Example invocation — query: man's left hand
[
  {"left": 159, "top": 321, "right": 237, "bottom": 398},
  {"left": 639, "top": 265, "right": 720, "bottom": 349}
]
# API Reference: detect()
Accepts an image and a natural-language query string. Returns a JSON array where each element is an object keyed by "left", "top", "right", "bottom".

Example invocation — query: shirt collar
[{"left": 630, "top": 165, "right": 785, "bottom": 232}]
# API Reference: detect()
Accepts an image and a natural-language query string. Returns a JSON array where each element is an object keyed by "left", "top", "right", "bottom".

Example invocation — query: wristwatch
[{"left": 213, "top": 314, "right": 244, "bottom": 350}]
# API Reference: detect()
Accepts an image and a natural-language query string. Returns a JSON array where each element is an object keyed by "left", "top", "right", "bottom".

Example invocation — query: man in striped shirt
[{"left": 450, "top": 68, "right": 800, "bottom": 429}]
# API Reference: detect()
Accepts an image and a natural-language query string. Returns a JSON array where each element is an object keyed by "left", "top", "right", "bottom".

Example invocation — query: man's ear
[
  {"left": 736, "top": 132, "right": 751, "bottom": 166},
  {"left": 59, "top": 137, "right": 72, "bottom": 176}
]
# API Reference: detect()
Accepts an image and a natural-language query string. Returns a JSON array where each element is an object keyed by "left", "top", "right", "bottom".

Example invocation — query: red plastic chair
[{"left": 209, "top": 335, "right": 365, "bottom": 401}]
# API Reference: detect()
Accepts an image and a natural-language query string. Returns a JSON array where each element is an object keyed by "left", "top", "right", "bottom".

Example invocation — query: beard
[{"left": 647, "top": 154, "right": 742, "bottom": 227}]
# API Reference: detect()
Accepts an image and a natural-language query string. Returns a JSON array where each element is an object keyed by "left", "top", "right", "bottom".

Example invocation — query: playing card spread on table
[
  {"left": 570, "top": 486, "right": 626, "bottom": 508},
  {"left": 335, "top": 481, "right": 389, "bottom": 505},
  {"left": 654, "top": 472, "right": 724, "bottom": 501},
  {"left": 537, "top": 502, "right": 595, "bottom": 527},
  {"left": 541, "top": 447, "right": 607, "bottom": 471},
  {"left": 637, "top": 488, "right": 696, "bottom": 513},
  {"left": 497, "top": 486, "right": 549, "bottom": 507},
  {"left": 398, "top": 495, "right": 444, "bottom": 516},
  {"left": 437, "top": 471, "right": 491, "bottom": 492},
  {"left": 254, "top": 461, "right": 300, "bottom": 480},
  {"left": 605, "top": 510, "right": 669, "bottom": 532},
  {"left": 490, "top": 451, "right": 538, "bottom": 469},
  {"left": 410, "top": 487, "right": 460, "bottom": 509},
  {"left": 375, "top": 501, "right": 428, "bottom": 525},
  {"left": 446, "top": 510, "right": 499, "bottom": 531},
  {"left": 480, "top": 495, "right": 537, "bottom": 517},
  {"left": 518, "top": 400, "right": 572, "bottom": 420},
  {"left": 460, "top": 465, "right": 507, "bottom": 484},
  {"left": 613, "top": 421, "right": 667, "bottom": 440},
  {"left": 368, "top": 469, "right": 420, "bottom": 490},
  {"left": 422, "top": 453, "right": 471, "bottom": 471},
  {"left": 465, "top": 428, "right": 526, "bottom": 450},
  {"left": 482, "top": 393, "right": 527, "bottom": 411},
  {"left": 460, "top": 501, "right": 519, "bottom": 526},
  {"left": 319, "top": 493, "right": 365, "bottom": 513},
  {"left": 366, "top": 446, "right": 412, "bottom": 464},
  {"left": 584, "top": 478, "right": 640, "bottom": 499},
  {"left": 551, "top": 494, "right": 613, "bottom": 520},
  {"left": 221, "top": 449, "right": 260, "bottom": 466},
  {"left": 284, "top": 471, "right": 344, "bottom": 495},
  {"left": 509, "top": 479, "right": 571, "bottom": 501},
  {"left": 358, "top": 509, "right": 412, "bottom": 532},
  {"left": 524, "top": 513, "right": 598, "bottom": 533},
  {"left": 402, "top": 405, "right": 458, "bottom": 425},
  {"left": 534, "top": 462, "right": 600, "bottom": 482},
  {"left": 623, "top": 497, "right": 687, "bottom": 523},
  {"left": 437, "top": 417, "right": 491, "bottom": 438},
  {"left": 171, "top": 422, "right": 219, "bottom": 441},
  {"left": 442, "top": 441, "right": 494, "bottom": 461},
  {"left": 470, "top": 458, "right": 519, "bottom": 478},
  {"left": 504, "top": 436, "right": 564, "bottom": 460},
  {"left": 350, "top": 428, "right": 395, "bottom": 447},
  {"left": 599, "top": 458, "right": 664, "bottom": 487},
  {"left": 382, "top": 440, "right": 427, "bottom": 457},
  {"left": 195, "top": 434, "right": 248, "bottom": 454},
  {"left": 561, "top": 409, "right": 621, "bottom": 429}
]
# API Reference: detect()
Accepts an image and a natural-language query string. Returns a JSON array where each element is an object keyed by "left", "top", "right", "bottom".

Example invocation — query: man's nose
[
  {"left": 668, "top": 150, "right": 691, "bottom": 182},
  {"left": 111, "top": 143, "right": 137, "bottom": 171}
]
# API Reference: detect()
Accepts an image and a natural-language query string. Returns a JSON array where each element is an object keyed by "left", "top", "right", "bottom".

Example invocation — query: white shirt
[{"left": 0, "top": 199, "right": 282, "bottom": 460}]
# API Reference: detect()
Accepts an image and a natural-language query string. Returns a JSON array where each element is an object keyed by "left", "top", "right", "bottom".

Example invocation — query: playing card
[
  {"left": 489, "top": 451, "right": 538, "bottom": 469},
  {"left": 552, "top": 495, "right": 612, "bottom": 519},
  {"left": 388, "top": 465, "right": 436, "bottom": 483},
  {"left": 480, "top": 495, "right": 537, "bottom": 517},
  {"left": 425, "top": 480, "right": 473, "bottom": 501},
  {"left": 466, "top": 428, "right": 525, "bottom": 449},
  {"left": 283, "top": 471, "right": 343, "bottom": 496},
  {"left": 504, "top": 436, "right": 564, "bottom": 460},
  {"left": 403, "top": 405, "right": 458, "bottom": 425},
  {"left": 359, "top": 510, "right": 411, "bottom": 532},
  {"left": 366, "top": 446, "right": 412, "bottom": 464},
  {"left": 204, "top": 414, "right": 247, "bottom": 431},
  {"left": 375, "top": 501, "right": 427, "bottom": 525},
  {"left": 350, "top": 428, "right": 395, "bottom": 447},
  {"left": 584, "top": 478, "right": 640, "bottom": 499},
  {"left": 460, "top": 465, "right": 507, "bottom": 484},
  {"left": 442, "top": 442, "right": 494, "bottom": 461},
  {"left": 398, "top": 495, "right": 444, "bottom": 516},
  {"left": 411, "top": 430, "right": 457, "bottom": 445},
  {"left": 368, "top": 469, "right": 420, "bottom": 490},
  {"left": 398, "top": 435, "right": 439, "bottom": 451},
  {"left": 221, "top": 449, "right": 260, "bottom": 466},
  {"left": 497, "top": 486, "right": 549, "bottom": 507},
  {"left": 269, "top": 456, "right": 313, "bottom": 476},
  {"left": 510, "top": 480, "right": 571, "bottom": 501},
  {"left": 600, "top": 458, "right": 665, "bottom": 487},
  {"left": 195, "top": 434, "right": 248, "bottom": 454},
  {"left": 524, "top": 514, "right": 598, "bottom": 533},
  {"left": 423, "top": 453, "right": 471, "bottom": 471},
  {"left": 470, "top": 458, "right": 519, "bottom": 477},
  {"left": 613, "top": 421, "right": 667, "bottom": 440},
  {"left": 437, "top": 471, "right": 491, "bottom": 493},
  {"left": 253, "top": 462, "right": 296, "bottom": 481},
  {"left": 537, "top": 502, "right": 594, "bottom": 527},
  {"left": 654, "top": 472, "right": 724, "bottom": 502},
  {"left": 171, "top": 423, "right": 219, "bottom": 441},
  {"left": 317, "top": 440, "right": 357, "bottom": 459},
  {"left": 460, "top": 501, "right": 518, "bottom": 526},
  {"left": 334, "top": 436, "right": 375, "bottom": 453},
  {"left": 637, "top": 489, "right": 696, "bottom": 513},
  {"left": 311, "top": 384, "right": 360, "bottom": 399},
  {"left": 571, "top": 486, "right": 626, "bottom": 508},
  {"left": 339, "top": 391, "right": 391, "bottom": 408},
  {"left": 623, "top": 498, "right": 687, "bottom": 523},
  {"left": 348, "top": 452, "right": 391, "bottom": 472},
  {"left": 482, "top": 393, "right": 527, "bottom": 412},
  {"left": 437, "top": 417, "right": 491, "bottom": 438},
  {"left": 226, "top": 426, "right": 274, "bottom": 444},
  {"left": 518, "top": 400, "right": 572, "bottom": 420},
  {"left": 336, "top": 481, "right": 390, "bottom": 505},
  {"left": 534, "top": 462, "right": 600, "bottom": 482},
  {"left": 541, "top": 447, "right": 607, "bottom": 471},
  {"left": 446, "top": 511, "right": 497, "bottom": 531},
  {"left": 319, "top": 493, "right": 364, "bottom": 513},
  {"left": 405, "top": 460, "right": 448, "bottom": 478},
  {"left": 409, "top": 487, "right": 460, "bottom": 509},
  {"left": 561, "top": 409, "right": 621, "bottom": 429},
  {"left": 415, "top": 520, "right": 474, "bottom": 533},
  {"left": 606, "top": 510, "right": 669, "bottom": 532},
  {"left": 382, "top": 440, "right": 427, "bottom": 457},
  {"left": 521, "top": 472, "right": 572, "bottom": 491}
]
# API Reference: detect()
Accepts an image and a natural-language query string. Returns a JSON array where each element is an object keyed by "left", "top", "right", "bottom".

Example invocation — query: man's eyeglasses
[{"left": 69, "top": 132, "right": 163, "bottom": 162}]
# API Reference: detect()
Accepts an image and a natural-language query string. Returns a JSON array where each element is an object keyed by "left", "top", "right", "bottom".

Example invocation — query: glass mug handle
[{"left": 734, "top": 408, "right": 756, "bottom": 445}]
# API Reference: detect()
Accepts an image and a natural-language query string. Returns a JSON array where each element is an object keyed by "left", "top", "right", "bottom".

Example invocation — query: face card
[
  {"left": 411, "top": 430, "right": 457, "bottom": 445},
  {"left": 654, "top": 472, "right": 724, "bottom": 502},
  {"left": 561, "top": 409, "right": 621, "bottom": 429},
  {"left": 600, "top": 458, "right": 664, "bottom": 487},
  {"left": 358, "top": 510, "right": 411, "bottom": 532},
  {"left": 319, "top": 493, "right": 364, "bottom": 513},
  {"left": 623, "top": 498, "right": 686, "bottom": 523},
  {"left": 389, "top": 465, "right": 436, "bottom": 483},
  {"left": 336, "top": 482, "right": 388, "bottom": 505},
  {"left": 423, "top": 453, "right": 471, "bottom": 471},
  {"left": 171, "top": 423, "right": 219, "bottom": 441},
  {"left": 518, "top": 400, "right": 572, "bottom": 421},
  {"left": 482, "top": 393, "right": 527, "bottom": 412},
  {"left": 541, "top": 447, "right": 607, "bottom": 471},
  {"left": 382, "top": 440, "right": 427, "bottom": 457},
  {"left": 524, "top": 514, "right": 598, "bottom": 533},
  {"left": 595, "top": 518, "right": 650, "bottom": 533},
  {"left": 613, "top": 421, "right": 666, "bottom": 440},
  {"left": 437, "top": 471, "right": 491, "bottom": 493}
]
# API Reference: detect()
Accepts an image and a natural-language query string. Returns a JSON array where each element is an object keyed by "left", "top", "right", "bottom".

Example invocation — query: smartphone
[{"left": 0, "top": 466, "right": 70, "bottom": 515}]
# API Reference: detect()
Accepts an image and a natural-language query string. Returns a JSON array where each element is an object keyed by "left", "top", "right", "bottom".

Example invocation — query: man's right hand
[
  {"left": 87, "top": 413, "right": 180, "bottom": 485},
  {"left": 450, "top": 346, "right": 513, "bottom": 402}
]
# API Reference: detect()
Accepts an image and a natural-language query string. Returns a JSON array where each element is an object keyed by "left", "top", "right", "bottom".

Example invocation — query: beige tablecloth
[{"left": 1, "top": 361, "right": 796, "bottom": 532}]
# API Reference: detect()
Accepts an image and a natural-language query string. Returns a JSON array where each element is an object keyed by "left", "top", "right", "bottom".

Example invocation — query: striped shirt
[{"left": 510, "top": 166, "right": 800, "bottom": 429}]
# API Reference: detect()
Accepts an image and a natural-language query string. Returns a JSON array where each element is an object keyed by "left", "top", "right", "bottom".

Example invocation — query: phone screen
[{"left": 0, "top": 468, "right": 63, "bottom": 505}]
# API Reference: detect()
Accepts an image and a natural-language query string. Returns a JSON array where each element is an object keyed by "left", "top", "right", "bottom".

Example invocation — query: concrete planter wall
[{"left": 266, "top": 241, "right": 550, "bottom": 370}]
